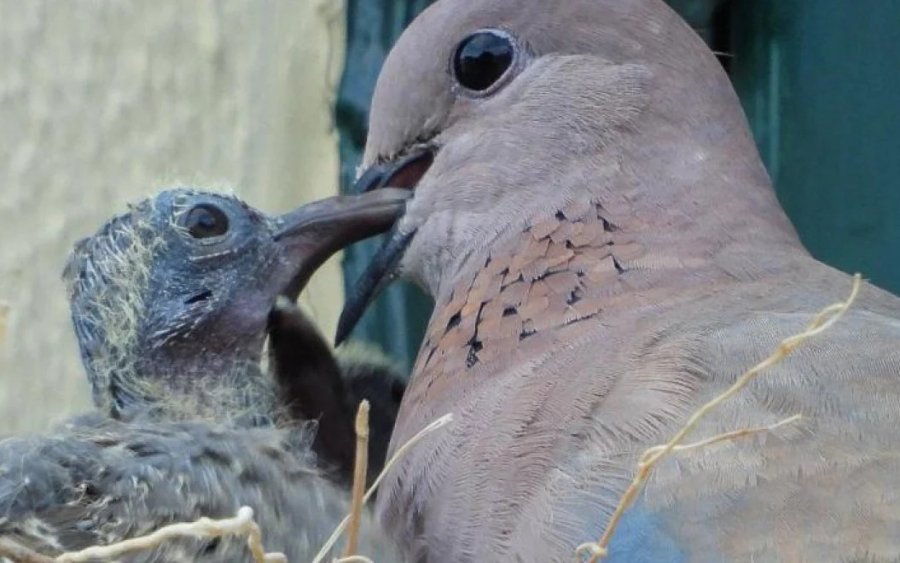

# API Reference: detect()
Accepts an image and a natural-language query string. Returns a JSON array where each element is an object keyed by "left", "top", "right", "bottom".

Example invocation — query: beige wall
[{"left": 0, "top": 0, "right": 347, "bottom": 432}]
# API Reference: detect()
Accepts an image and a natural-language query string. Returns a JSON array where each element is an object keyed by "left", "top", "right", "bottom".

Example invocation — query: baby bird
[
  {"left": 66, "top": 187, "right": 407, "bottom": 475},
  {"left": 0, "top": 187, "right": 409, "bottom": 561}
]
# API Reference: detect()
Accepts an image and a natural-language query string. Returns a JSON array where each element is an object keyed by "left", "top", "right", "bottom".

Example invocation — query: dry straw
[
  {"left": 343, "top": 400, "right": 371, "bottom": 559},
  {"left": 0, "top": 538, "right": 53, "bottom": 563},
  {"left": 312, "top": 413, "right": 454, "bottom": 563},
  {"left": 0, "top": 507, "right": 285, "bottom": 563},
  {"left": 575, "top": 273, "right": 863, "bottom": 562}
]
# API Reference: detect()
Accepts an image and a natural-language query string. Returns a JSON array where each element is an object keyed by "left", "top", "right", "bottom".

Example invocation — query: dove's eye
[
  {"left": 452, "top": 29, "right": 517, "bottom": 94},
  {"left": 182, "top": 204, "right": 230, "bottom": 239}
]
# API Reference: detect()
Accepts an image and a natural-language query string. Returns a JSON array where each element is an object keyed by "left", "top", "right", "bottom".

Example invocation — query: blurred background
[
  {"left": 1, "top": 0, "right": 897, "bottom": 433},
  {"left": 0, "top": 0, "right": 346, "bottom": 431}
]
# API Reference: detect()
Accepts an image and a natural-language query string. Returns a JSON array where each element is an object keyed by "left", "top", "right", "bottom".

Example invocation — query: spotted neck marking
[{"left": 414, "top": 198, "right": 648, "bottom": 382}]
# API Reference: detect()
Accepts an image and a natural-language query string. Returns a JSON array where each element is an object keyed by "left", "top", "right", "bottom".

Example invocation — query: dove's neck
[
  {"left": 102, "top": 345, "right": 279, "bottom": 426},
  {"left": 433, "top": 182, "right": 803, "bottom": 311},
  {"left": 416, "top": 166, "right": 808, "bottom": 384}
]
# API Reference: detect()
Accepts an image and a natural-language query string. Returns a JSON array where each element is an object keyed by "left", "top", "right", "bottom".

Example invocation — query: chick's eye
[
  {"left": 452, "top": 30, "right": 516, "bottom": 92},
  {"left": 183, "top": 204, "right": 229, "bottom": 239}
]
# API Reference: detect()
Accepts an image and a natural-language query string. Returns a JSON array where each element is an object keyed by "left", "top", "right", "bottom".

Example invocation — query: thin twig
[
  {"left": 312, "top": 413, "right": 454, "bottom": 563},
  {"left": 640, "top": 414, "right": 802, "bottom": 462},
  {"left": 576, "top": 274, "right": 862, "bottom": 562},
  {"left": 0, "top": 538, "right": 54, "bottom": 563},
  {"left": 55, "top": 506, "right": 286, "bottom": 563},
  {"left": 344, "top": 400, "right": 371, "bottom": 558}
]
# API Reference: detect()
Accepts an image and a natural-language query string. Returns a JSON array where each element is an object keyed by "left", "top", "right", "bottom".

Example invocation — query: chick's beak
[
  {"left": 273, "top": 187, "right": 411, "bottom": 302},
  {"left": 335, "top": 147, "right": 434, "bottom": 345}
]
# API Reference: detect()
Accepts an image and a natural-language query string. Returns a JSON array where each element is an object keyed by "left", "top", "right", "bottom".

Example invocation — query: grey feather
[{"left": 1, "top": 187, "right": 409, "bottom": 561}]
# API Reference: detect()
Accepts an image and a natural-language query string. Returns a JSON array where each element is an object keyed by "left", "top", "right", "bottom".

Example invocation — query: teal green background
[
  {"left": 338, "top": 1, "right": 900, "bottom": 369},
  {"left": 337, "top": 0, "right": 435, "bottom": 371},
  {"left": 729, "top": 0, "right": 900, "bottom": 294}
]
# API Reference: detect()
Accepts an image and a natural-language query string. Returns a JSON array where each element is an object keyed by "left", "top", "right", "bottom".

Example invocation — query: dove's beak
[
  {"left": 273, "top": 187, "right": 412, "bottom": 302},
  {"left": 353, "top": 148, "right": 434, "bottom": 193},
  {"left": 335, "top": 147, "right": 434, "bottom": 344}
]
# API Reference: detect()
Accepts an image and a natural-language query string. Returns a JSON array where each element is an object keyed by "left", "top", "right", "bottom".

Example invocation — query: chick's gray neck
[{"left": 108, "top": 342, "right": 278, "bottom": 426}]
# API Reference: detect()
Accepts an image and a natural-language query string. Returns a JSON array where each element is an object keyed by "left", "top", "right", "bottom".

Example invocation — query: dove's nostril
[{"left": 184, "top": 290, "right": 213, "bottom": 305}]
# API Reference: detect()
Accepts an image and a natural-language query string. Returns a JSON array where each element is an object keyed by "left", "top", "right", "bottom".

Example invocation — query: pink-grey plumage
[{"left": 340, "top": 0, "right": 900, "bottom": 561}]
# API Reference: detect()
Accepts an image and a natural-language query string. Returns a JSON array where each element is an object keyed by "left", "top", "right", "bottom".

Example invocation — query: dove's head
[
  {"left": 338, "top": 0, "right": 802, "bottom": 342},
  {"left": 65, "top": 187, "right": 408, "bottom": 420}
]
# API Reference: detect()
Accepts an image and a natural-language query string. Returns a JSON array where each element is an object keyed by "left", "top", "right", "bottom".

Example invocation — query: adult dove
[{"left": 336, "top": 0, "right": 900, "bottom": 561}]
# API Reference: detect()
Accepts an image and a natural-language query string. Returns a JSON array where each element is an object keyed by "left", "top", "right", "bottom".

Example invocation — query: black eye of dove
[{"left": 453, "top": 30, "right": 516, "bottom": 93}]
